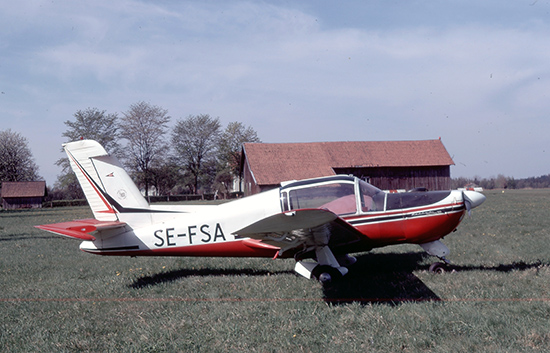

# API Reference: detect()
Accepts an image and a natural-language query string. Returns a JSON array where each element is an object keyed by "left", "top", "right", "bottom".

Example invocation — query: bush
[{"left": 43, "top": 199, "right": 88, "bottom": 208}]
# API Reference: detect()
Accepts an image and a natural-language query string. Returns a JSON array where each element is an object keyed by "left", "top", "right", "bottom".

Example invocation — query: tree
[
  {"left": 54, "top": 108, "right": 120, "bottom": 199},
  {"left": 119, "top": 101, "right": 171, "bottom": 196},
  {"left": 217, "top": 122, "right": 261, "bottom": 194},
  {"left": 0, "top": 129, "right": 40, "bottom": 182},
  {"left": 172, "top": 114, "right": 221, "bottom": 194},
  {"left": 60, "top": 108, "right": 121, "bottom": 153},
  {"left": 494, "top": 174, "right": 508, "bottom": 189},
  {"left": 150, "top": 162, "right": 180, "bottom": 196}
]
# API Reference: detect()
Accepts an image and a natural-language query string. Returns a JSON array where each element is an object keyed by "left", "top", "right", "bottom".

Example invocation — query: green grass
[{"left": 1, "top": 190, "right": 550, "bottom": 352}]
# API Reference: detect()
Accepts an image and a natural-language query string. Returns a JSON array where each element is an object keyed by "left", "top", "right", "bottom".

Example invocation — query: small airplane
[{"left": 36, "top": 140, "right": 486, "bottom": 283}]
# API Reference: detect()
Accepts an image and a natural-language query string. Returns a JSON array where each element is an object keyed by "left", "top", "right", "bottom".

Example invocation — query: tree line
[
  {"left": 55, "top": 102, "right": 261, "bottom": 200},
  {"left": 3, "top": 106, "right": 550, "bottom": 200},
  {"left": 1, "top": 101, "right": 260, "bottom": 201},
  {"left": 451, "top": 174, "right": 550, "bottom": 190}
]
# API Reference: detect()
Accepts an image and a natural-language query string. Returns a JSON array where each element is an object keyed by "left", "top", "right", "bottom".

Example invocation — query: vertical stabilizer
[{"left": 64, "top": 140, "right": 150, "bottom": 223}]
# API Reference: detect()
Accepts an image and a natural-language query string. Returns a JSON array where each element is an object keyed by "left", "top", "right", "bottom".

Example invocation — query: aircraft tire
[
  {"left": 313, "top": 265, "right": 343, "bottom": 284},
  {"left": 318, "top": 272, "right": 332, "bottom": 284},
  {"left": 429, "top": 262, "right": 447, "bottom": 274}
]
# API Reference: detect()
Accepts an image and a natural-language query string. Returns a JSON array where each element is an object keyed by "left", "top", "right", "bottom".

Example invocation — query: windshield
[{"left": 358, "top": 179, "right": 385, "bottom": 212}]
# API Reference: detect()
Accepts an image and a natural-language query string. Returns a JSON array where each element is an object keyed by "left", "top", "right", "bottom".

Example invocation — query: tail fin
[{"left": 64, "top": 140, "right": 150, "bottom": 223}]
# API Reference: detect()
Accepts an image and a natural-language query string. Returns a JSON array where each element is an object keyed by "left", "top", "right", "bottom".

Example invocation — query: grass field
[{"left": 1, "top": 189, "right": 550, "bottom": 352}]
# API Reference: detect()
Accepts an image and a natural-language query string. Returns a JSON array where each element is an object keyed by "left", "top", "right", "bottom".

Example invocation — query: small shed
[
  {"left": 1, "top": 181, "right": 47, "bottom": 209},
  {"left": 240, "top": 139, "right": 454, "bottom": 195}
]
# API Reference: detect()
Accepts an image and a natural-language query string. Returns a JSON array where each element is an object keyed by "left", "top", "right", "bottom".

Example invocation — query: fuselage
[{"left": 79, "top": 176, "right": 473, "bottom": 259}]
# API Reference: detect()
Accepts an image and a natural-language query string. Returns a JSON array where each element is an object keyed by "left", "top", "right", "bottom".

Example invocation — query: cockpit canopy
[
  {"left": 279, "top": 175, "right": 452, "bottom": 216},
  {"left": 280, "top": 176, "right": 385, "bottom": 216}
]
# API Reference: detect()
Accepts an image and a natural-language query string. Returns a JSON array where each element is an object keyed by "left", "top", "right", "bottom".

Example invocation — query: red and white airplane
[{"left": 37, "top": 140, "right": 486, "bottom": 283}]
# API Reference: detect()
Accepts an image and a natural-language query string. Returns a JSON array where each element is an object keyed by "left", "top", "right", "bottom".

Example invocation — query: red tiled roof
[
  {"left": 1, "top": 181, "right": 46, "bottom": 198},
  {"left": 243, "top": 140, "right": 454, "bottom": 185}
]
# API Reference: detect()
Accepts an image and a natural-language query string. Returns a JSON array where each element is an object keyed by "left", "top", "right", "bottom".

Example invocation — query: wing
[
  {"left": 234, "top": 209, "right": 364, "bottom": 257},
  {"left": 35, "top": 219, "right": 127, "bottom": 241}
]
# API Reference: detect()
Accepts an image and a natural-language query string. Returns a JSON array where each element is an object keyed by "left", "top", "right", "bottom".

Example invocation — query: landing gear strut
[
  {"left": 420, "top": 240, "right": 454, "bottom": 274},
  {"left": 293, "top": 248, "right": 353, "bottom": 284}
]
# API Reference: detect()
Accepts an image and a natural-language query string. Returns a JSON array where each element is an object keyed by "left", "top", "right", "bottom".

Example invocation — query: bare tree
[
  {"left": 0, "top": 129, "right": 40, "bottom": 183},
  {"left": 55, "top": 108, "right": 120, "bottom": 199},
  {"left": 217, "top": 122, "right": 261, "bottom": 194},
  {"left": 119, "top": 101, "right": 171, "bottom": 196},
  {"left": 172, "top": 114, "right": 221, "bottom": 194}
]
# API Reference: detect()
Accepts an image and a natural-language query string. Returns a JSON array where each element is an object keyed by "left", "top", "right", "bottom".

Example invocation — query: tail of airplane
[{"left": 64, "top": 140, "right": 150, "bottom": 223}]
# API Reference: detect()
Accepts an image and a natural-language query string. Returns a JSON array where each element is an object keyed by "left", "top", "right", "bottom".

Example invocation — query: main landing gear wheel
[
  {"left": 312, "top": 265, "right": 343, "bottom": 285},
  {"left": 429, "top": 262, "right": 449, "bottom": 274}
]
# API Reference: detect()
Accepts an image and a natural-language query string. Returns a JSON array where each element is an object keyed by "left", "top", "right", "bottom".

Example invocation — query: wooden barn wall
[
  {"left": 334, "top": 166, "right": 451, "bottom": 191},
  {"left": 2, "top": 197, "right": 43, "bottom": 209}
]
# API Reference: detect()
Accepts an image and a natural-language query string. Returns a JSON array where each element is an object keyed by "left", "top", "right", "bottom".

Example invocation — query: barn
[
  {"left": 240, "top": 139, "right": 454, "bottom": 195},
  {"left": 1, "top": 181, "right": 47, "bottom": 209}
]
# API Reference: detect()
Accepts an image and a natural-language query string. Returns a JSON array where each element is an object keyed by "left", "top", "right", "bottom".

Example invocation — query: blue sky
[{"left": 2, "top": 0, "right": 549, "bottom": 185}]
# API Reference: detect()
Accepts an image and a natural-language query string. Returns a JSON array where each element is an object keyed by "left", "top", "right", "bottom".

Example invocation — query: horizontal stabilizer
[{"left": 35, "top": 219, "right": 127, "bottom": 241}]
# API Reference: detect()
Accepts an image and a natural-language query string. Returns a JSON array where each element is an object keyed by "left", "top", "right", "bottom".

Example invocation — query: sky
[{"left": 2, "top": 0, "right": 550, "bottom": 186}]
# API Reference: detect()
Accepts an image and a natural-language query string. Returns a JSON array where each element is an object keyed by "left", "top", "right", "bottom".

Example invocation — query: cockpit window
[
  {"left": 287, "top": 182, "right": 357, "bottom": 215},
  {"left": 358, "top": 179, "right": 385, "bottom": 212}
]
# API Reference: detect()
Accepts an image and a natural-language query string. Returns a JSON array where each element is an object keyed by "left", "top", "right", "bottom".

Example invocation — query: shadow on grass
[
  {"left": 323, "top": 253, "right": 548, "bottom": 306},
  {"left": 130, "top": 268, "right": 295, "bottom": 289},
  {"left": 0, "top": 235, "right": 60, "bottom": 242},
  {"left": 128, "top": 251, "right": 548, "bottom": 305},
  {"left": 323, "top": 252, "right": 441, "bottom": 306},
  {"left": 450, "top": 260, "right": 547, "bottom": 273}
]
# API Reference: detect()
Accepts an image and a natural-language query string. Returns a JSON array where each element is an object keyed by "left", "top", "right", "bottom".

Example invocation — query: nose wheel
[{"left": 429, "top": 261, "right": 451, "bottom": 274}]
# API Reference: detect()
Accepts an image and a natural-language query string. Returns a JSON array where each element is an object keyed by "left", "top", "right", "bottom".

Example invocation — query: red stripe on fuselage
[
  {"left": 81, "top": 239, "right": 280, "bottom": 258},
  {"left": 345, "top": 202, "right": 464, "bottom": 221}
]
